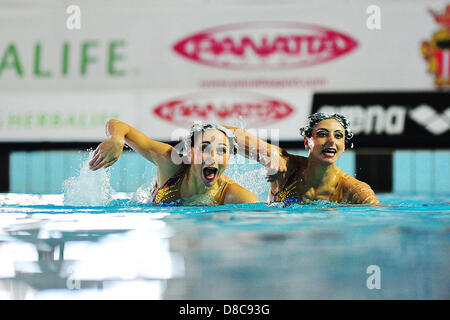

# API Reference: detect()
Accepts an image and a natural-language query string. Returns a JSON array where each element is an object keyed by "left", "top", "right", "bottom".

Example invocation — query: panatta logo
[
  {"left": 173, "top": 22, "right": 358, "bottom": 70},
  {"left": 153, "top": 91, "right": 294, "bottom": 127}
]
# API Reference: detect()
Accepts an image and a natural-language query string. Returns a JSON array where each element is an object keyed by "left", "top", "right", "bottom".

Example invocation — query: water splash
[
  {"left": 62, "top": 152, "right": 116, "bottom": 206},
  {"left": 225, "top": 156, "right": 269, "bottom": 201},
  {"left": 131, "top": 179, "right": 155, "bottom": 204}
]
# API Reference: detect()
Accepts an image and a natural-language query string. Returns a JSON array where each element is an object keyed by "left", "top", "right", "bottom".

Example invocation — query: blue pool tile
[
  {"left": 433, "top": 151, "right": 450, "bottom": 194},
  {"left": 9, "top": 152, "right": 27, "bottom": 193},
  {"left": 415, "top": 151, "right": 433, "bottom": 194},
  {"left": 393, "top": 151, "right": 413, "bottom": 194},
  {"left": 337, "top": 150, "right": 355, "bottom": 177},
  {"left": 7, "top": 149, "right": 450, "bottom": 195},
  {"left": 126, "top": 152, "right": 153, "bottom": 191},
  {"left": 108, "top": 153, "right": 124, "bottom": 192},
  {"left": 29, "top": 152, "right": 47, "bottom": 194},
  {"left": 120, "top": 152, "right": 138, "bottom": 191},
  {"left": 47, "top": 151, "right": 66, "bottom": 194},
  {"left": 107, "top": 151, "right": 148, "bottom": 192}
]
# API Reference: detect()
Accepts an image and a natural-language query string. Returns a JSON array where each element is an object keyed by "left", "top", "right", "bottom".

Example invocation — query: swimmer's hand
[
  {"left": 264, "top": 151, "right": 288, "bottom": 182},
  {"left": 89, "top": 137, "right": 125, "bottom": 171}
]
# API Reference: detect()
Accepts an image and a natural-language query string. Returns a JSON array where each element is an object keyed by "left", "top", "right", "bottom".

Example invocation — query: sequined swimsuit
[
  {"left": 269, "top": 166, "right": 355, "bottom": 205},
  {"left": 151, "top": 165, "right": 235, "bottom": 205},
  {"left": 151, "top": 169, "right": 185, "bottom": 204},
  {"left": 269, "top": 168, "right": 303, "bottom": 206}
]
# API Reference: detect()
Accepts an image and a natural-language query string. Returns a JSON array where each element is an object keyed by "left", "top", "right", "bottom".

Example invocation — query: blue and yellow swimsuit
[
  {"left": 151, "top": 165, "right": 235, "bottom": 205},
  {"left": 269, "top": 169, "right": 303, "bottom": 206},
  {"left": 151, "top": 174, "right": 184, "bottom": 205}
]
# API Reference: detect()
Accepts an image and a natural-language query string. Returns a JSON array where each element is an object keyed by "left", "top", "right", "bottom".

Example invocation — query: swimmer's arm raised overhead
[
  {"left": 223, "top": 125, "right": 290, "bottom": 181},
  {"left": 223, "top": 183, "right": 260, "bottom": 204},
  {"left": 89, "top": 119, "right": 178, "bottom": 174}
]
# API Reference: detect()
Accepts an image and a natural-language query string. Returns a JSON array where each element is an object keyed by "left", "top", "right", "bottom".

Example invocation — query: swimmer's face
[
  {"left": 190, "top": 129, "right": 232, "bottom": 186},
  {"left": 304, "top": 118, "right": 346, "bottom": 164}
]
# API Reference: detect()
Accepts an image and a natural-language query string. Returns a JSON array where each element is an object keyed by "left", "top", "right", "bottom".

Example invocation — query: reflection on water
[
  {"left": 0, "top": 209, "right": 183, "bottom": 299},
  {"left": 0, "top": 193, "right": 449, "bottom": 299}
]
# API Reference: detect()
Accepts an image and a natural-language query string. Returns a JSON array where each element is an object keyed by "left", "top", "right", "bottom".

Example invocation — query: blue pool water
[{"left": 0, "top": 192, "right": 449, "bottom": 299}]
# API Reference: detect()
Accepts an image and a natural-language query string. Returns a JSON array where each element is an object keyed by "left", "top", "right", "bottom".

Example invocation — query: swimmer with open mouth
[
  {"left": 224, "top": 112, "right": 380, "bottom": 205},
  {"left": 89, "top": 120, "right": 259, "bottom": 205}
]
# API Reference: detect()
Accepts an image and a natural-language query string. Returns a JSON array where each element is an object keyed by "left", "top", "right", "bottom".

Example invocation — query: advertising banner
[
  {"left": 0, "top": 0, "right": 449, "bottom": 91},
  {"left": 0, "top": 92, "right": 137, "bottom": 142},
  {"left": 1, "top": 1, "right": 449, "bottom": 145},
  {"left": 312, "top": 92, "right": 450, "bottom": 148},
  {"left": 135, "top": 89, "right": 312, "bottom": 142},
  {"left": 0, "top": 89, "right": 312, "bottom": 142}
]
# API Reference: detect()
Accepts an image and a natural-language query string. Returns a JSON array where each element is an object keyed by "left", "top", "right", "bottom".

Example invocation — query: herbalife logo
[
  {"left": 0, "top": 41, "right": 127, "bottom": 78},
  {"left": 409, "top": 105, "right": 450, "bottom": 135}
]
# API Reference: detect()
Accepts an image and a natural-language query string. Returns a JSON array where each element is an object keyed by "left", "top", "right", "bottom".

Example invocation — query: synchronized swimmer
[
  {"left": 89, "top": 119, "right": 259, "bottom": 205},
  {"left": 89, "top": 112, "right": 379, "bottom": 206},
  {"left": 224, "top": 113, "right": 380, "bottom": 205}
]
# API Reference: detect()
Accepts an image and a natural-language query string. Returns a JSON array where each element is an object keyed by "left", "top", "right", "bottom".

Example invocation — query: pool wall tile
[
  {"left": 9, "top": 152, "right": 27, "bottom": 193},
  {"left": 393, "top": 151, "right": 413, "bottom": 194},
  {"left": 29, "top": 152, "right": 46, "bottom": 194},
  {"left": 8, "top": 149, "right": 450, "bottom": 195},
  {"left": 415, "top": 151, "right": 433, "bottom": 194},
  {"left": 433, "top": 151, "right": 450, "bottom": 194}
]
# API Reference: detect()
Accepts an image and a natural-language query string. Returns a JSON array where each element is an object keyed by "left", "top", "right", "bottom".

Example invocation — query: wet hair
[
  {"left": 299, "top": 112, "right": 354, "bottom": 147},
  {"left": 187, "top": 122, "right": 238, "bottom": 155}
]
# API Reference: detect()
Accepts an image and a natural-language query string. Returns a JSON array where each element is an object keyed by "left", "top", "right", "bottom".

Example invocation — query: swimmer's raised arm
[
  {"left": 89, "top": 119, "right": 178, "bottom": 173},
  {"left": 223, "top": 125, "right": 289, "bottom": 180}
]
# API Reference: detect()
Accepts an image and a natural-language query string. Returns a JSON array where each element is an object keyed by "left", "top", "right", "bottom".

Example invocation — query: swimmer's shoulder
[
  {"left": 220, "top": 175, "right": 259, "bottom": 204},
  {"left": 338, "top": 171, "right": 368, "bottom": 191},
  {"left": 338, "top": 171, "right": 380, "bottom": 205}
]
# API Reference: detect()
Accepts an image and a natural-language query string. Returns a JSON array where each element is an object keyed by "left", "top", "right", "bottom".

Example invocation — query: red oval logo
[
  {"left": 153, "top": 91, "right": 294, "bottom": 127},
  {"left": 173, "top": 22, "right": 358, "bottom": 70}
]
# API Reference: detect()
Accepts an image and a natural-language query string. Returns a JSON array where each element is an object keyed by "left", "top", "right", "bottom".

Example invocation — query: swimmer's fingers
[
  {"left": 90, "top": 157, "right": 106, "bottom": 171},
  {"left": 103, "top": 160, "right": 116, "bottom": 169},
  {"left": 90, "top": 152, "right": 112, "bottom": 171},
  {"left": 267, "top": 153, "right": 288, "bottom": 173},
  {"left": 269, "top": 163, "right": 287, "bottom": 175},
  {"left": 275, "top": 156, "right": 288, "bottom": 173},
  {"left": 99, "top": 154, "right": 120, "bottom": 170},
  {"left": 265, "top": 158, "right": 287, "bottom": 182},
  {"left": 89, "top": 149, "right": 102, "bottom": 168},
  {"left": 265, "top": 166, "right": 278, "bottom": 177},
  {"left": 90, "top": 138, "right": 123, "bottom": 170},
  {"left": 89, "top": 155, "right": 103, "bottom": 170},
  {"left": 89, "top": 147, "right": 108, "bottom": 170},
  {"left": 91, "top": 158, "right": 109, "bottom": 171},
  {"left": 278, "top": 162, "right": 288, "bottom": 173}
]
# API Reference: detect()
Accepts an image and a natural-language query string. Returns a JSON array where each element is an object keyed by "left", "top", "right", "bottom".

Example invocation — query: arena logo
[
  {"left": 409, "top": 104, "right": 450, "bottom": 135},
  {"left": 173, "top": 22, "right": 358, "bottom": 70},
  {"left": 318, "top": 104, "right": 450, "bottom": 136},
  {"left": 317, "top": 105, "right": 407, "bottom": 135},
  {"left": 153, "top": 91, "right": 294, "bottom": 127}
]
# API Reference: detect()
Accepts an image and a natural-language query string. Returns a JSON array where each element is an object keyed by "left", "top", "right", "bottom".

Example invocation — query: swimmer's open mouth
[
  {"left": 203, "top": 167, "right": 218, "bottom": 181},
  {"left": 322, "top": 148, "right": 337, "bottom": 158}
]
